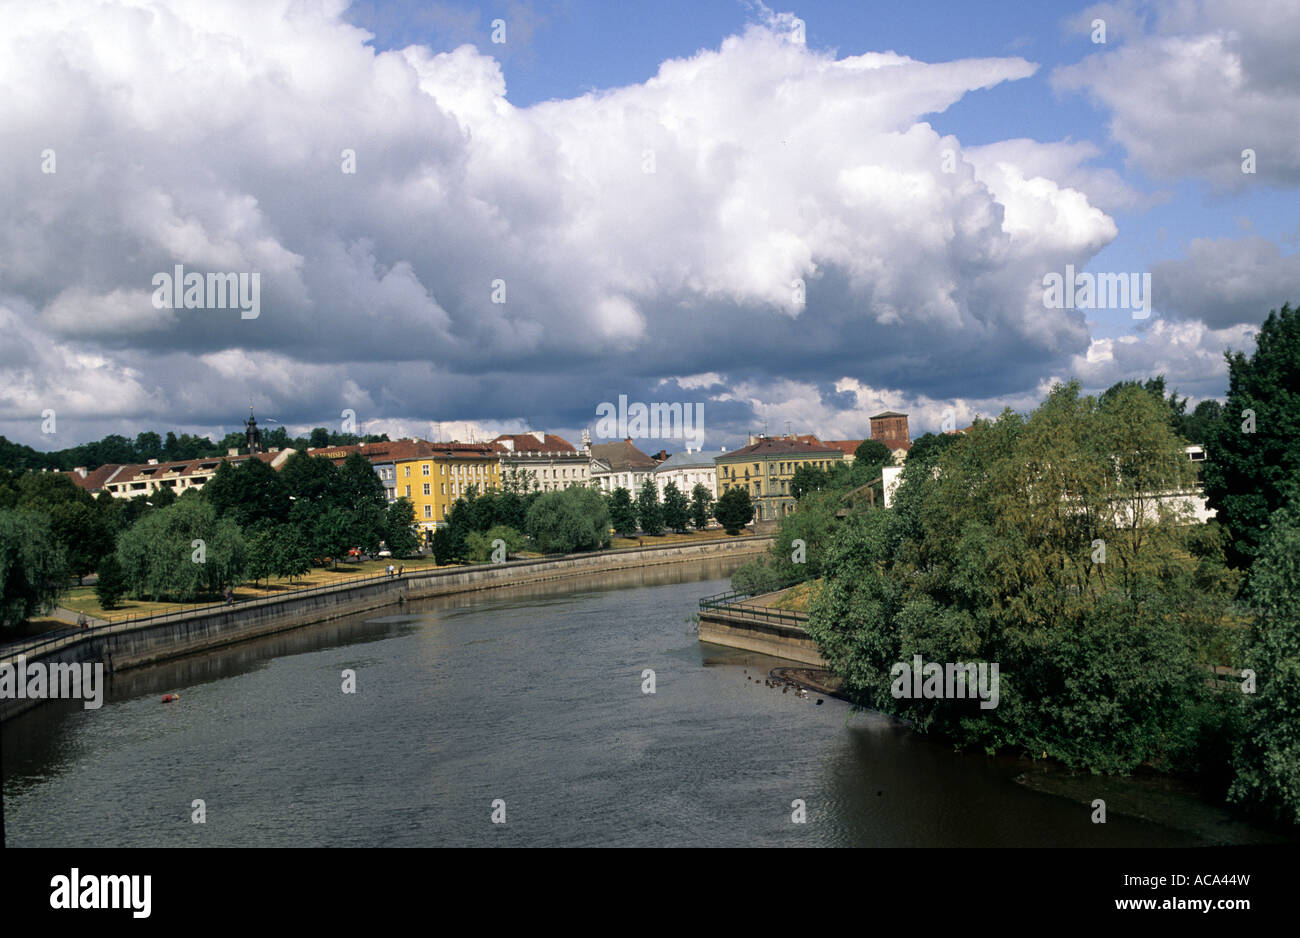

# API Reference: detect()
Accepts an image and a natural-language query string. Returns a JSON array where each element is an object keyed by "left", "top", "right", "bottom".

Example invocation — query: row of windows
[
  {"left": 401, "top": 462, "right": 496, "bottom": 478},
  {"left": 719, "top": 459, "right": 833, "bottom": 479}
]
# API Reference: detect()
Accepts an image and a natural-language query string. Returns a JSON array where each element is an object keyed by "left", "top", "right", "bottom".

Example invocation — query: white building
[
  {"left": 492, "top": 431, "right": 592, "bottom": 492},
  {"left": 653, "top": 447, "right": 718, "bottom": 501},
  {"left": 881, "top": 445, "right": 1215, "bottom": 522},
  {"left": 590, "top": 438, "right": 661, "bottom": 494}
]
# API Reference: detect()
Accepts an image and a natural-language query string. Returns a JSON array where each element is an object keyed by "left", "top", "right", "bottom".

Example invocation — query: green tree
[
  {"left": 115, "top": 499, "right": 247, "bottom": 601},
  {"left": 714, "top": 487, "right": 754, "bottom": 535},
  {"left": 384, "top": 497, "right": 419, "bottom": 558},
  {"left": 466, "top": 525, "right": 526, "bottom": 562},
  {"left": 809, "top": 382, "right": 1234, "bottom": 773},
  {"left": 525, "top": 486, "right": 610, "bottom": 553},
  {"left": 1183, "top": 399, "right": 1224, "bottom": 446},
  {"left": 0, "top": 510, "right": 69, "bottom": 628},
  {"left": 1203, "top": 303, "right": 1300, "bottom": 569},
  {"left": 309, "top": 427, "right": 331, "bottom": 448},
  {"left": 635, "top": 479, "right": 663, "bottom": 535},
  {"left": 662, "top": 481, "right": 690, "bottom": 533},
  {"left": 790, "top": 463, "right": 826, "bottom": 500},
  {"left": 608, "top": 487, "right": 638, "bottom": 537},
  {"left": 94, "top": 553, "right": 128, "bottom": 610},
  {"left": 853, "top": 439, "right": 892, "bottom": 468},
  {"left": 905, "top": 431, "right": 960, "bottom": 468},
  {"left": 690, "top": 483, "right": 713, "bottom": 530},
  {"left": 16, "top": 471, "right": 114, "bottom": 583},
  {"left": 1229, "top": 494, "right": 1300, "bottom": 825},
  {"left": 202, "top": 458, "right": 289, "bottom": 529}
]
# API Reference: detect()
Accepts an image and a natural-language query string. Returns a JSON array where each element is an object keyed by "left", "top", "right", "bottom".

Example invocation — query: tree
[
  {"left": 466, "top": 525, "right": 526, "bottom": 562},
  {"left": 203, "top": 457, "right": 289, "bottom": 529},
  {"left": 0, "top": 510, "right": 69, "bottom": 628},
  {"left": 115, "top": 499, "right": 247, "bottom": 601},
  {"left": 1182, "top": 399, "right": 1224, "bottom": 446},
  {"left": 853, "top": 439, "right": 892, "bottom": 468},
  {"left": 1229, "top": 494, "right": 1300, "bottom": 825},
  {"left": 135, "top": 431, "right": 164, "bottom": 462},
  {"left": 635, "top": 479, "right": 663, "bottom": 535},
  {"left": 1203, "top": 303, "right": 1300, "bottom": 569},
  {"left": 714, "top": 487, "right": 754, "bottom": 535},
  {"left": 690, "top": 483, "right": 713, "bottom": 530},
  {"left": 525, "top": 486, "right": 610, "bottom": 553},
  {"left": 808, "top": 382, "right": 1235, "bottom": 773},
  {"left": 905, "top": 431, "right": 960, "bottom": 468},
  {"left": 608, "top": 487, "right": 638, "bottom": 537},
  {"left": 94, "top": 554, "right": 128, "bottom": 610},
  {"left": 309, "top": 427, "right": 331, "bottom": 448},
  {"left": 384, "top": 498, "right": 419, "bottom": 558},
  {"left": 789, "top": 464, "right": 826, "bottom": 500},
  {"left": 662, "top": 481, "right": 690, "bottom": 533},
  {"left": 16, "top": 471, "right": 115, "bottom": 583}
]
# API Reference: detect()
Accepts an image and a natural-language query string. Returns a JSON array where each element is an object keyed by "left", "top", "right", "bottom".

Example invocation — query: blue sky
[{"left": 1, "top": 0, "right": 1296, "bottom": 452}]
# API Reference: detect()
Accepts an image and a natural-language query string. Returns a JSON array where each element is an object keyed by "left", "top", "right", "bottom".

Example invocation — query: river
[{"left": 1, "top": 559, "right": 1275, "bottom": 846}]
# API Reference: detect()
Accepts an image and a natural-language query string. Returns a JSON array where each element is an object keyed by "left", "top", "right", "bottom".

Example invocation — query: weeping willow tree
[{"left": 808, "top": 381, "right": 1241, "bottom": 773}]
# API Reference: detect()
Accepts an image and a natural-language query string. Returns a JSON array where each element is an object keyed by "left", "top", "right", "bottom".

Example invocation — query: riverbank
[{"left": 0, "top": 534, "right": 771, "bottom": 722}]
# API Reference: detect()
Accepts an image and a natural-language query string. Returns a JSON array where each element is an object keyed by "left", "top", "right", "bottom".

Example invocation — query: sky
[{"left": 1, "top": 0, "right": 1297, "bottom": 455}]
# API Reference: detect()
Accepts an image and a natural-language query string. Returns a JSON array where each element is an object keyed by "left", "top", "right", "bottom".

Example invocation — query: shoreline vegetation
[{"left": 725, "top": 310, "right": 1300, "bottom": 835}]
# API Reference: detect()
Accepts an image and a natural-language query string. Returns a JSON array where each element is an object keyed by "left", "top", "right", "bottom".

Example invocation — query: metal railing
[{"left": 698, "top": 592, "right": 810, "bottom": 629}]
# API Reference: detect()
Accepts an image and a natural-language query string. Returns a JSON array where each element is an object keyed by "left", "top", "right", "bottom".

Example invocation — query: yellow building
[
  {"left": 716, "top": 435, "right": 844, "bottom": 521},
  {"left": 392, "top": 442, "right": 502, "bottom": 541}
]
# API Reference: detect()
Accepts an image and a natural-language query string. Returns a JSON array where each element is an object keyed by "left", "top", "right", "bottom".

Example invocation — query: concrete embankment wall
[
  {"left": 697, "top": 610, "right": 827, "bottom": 667},
  {"left": 1, "top": 536, "right": 771, "bottom": 722}
]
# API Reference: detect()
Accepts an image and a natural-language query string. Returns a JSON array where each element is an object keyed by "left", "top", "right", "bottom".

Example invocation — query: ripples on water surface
[{"left": 2, "top": 559, "right": 1261, "bottom": 846}]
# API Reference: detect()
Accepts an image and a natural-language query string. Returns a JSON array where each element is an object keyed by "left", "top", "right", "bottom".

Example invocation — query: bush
[
  {"left": 713, "top": 488, "right": 753, "bottom": 534},
  {"left": 525, "top": 487, "right": 610, "bottom": 554},
  {"left": 94, "top": 554, "right": 128, "bottom": 610}
]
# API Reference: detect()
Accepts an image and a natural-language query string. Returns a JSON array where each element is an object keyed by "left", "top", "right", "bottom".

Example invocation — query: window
[
  {"left": 423, "top": 483, "right": 430, "bottom": 496},
  {"left": 441, "top": 464, "right": 446, "bottom": 476},
  {"left": 424, "top": 505, "right": 432, "bottom": 519},
  {"left": 405, "top": 466, "right": 410, "bottom": 477},
  {"left": 422, "top": 464, "right": 430, "bottom": 476},
  {"left": 441, "top": 483, "right": 446, "bottom": 495}
]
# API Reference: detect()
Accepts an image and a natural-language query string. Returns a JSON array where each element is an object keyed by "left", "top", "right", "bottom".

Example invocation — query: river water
[{"left": 1, "top": 559, "right": 1273, "bottom": 846}]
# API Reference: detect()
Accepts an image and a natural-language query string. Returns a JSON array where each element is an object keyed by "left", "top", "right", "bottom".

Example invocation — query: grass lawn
[
  {"left": 60, "top": 555, "right": 446, "bottom": 622},
  {"left": 610, "top": 529, "right": 741, "bottom": 549}
]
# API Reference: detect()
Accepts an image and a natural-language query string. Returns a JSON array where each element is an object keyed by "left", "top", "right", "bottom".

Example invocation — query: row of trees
[
  {"left": 430, "top": 475, "right": 740, "bottom": 564},
  {"left": 0, "top": 426, "right": 390, "bottom": 473},
  {"left": 780, "top": 302, "right": 1300, "bottom": 829}
]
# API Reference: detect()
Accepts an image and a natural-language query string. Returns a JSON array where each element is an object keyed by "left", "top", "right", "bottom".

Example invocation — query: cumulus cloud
[
  {"left": 1054, "top": 0, "right": 1300, "bottom": 189},
  {"left": 0, "top": 0, "right": 1248, "bottom": 450},
  {"left": 1152, "top": 237, "right": 1300, "bottom": 328}
]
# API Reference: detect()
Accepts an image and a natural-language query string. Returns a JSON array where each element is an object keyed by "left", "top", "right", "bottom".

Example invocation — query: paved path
[{"left": 50, "top": 606, "right": 109, "bottom": 627}]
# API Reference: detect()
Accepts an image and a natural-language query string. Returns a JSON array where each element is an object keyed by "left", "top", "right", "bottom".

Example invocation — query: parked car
[{"left": 377, "top": 548, "right": 392, "bottom": 558}]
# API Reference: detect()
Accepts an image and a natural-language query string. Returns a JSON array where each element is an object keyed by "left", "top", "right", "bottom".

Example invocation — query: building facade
[
  {"left": 70, "top": 448, "right": 294, "bottom": 499},
  {"left": 869, "top": 411, "right": 912, "bottom": 463},
  {"left": 715, "top": 436, "right": 844, "bottom": 521},
  {"left": 590, "top": 438, "right": 661, "bottom": 494},
  {"left": 390, "top": 443, "right": 502, "bottom": 540},
  {"left": 492, "top": 431, "right": 592, "bottom": 492},
  {"left": 652, "top": 448, "right": 718, "bottom": 501}
]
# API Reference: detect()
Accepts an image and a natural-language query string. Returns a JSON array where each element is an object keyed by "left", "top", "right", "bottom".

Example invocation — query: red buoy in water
[{"left": 162, "top": 693, "right": 179, "bottom": 703}]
